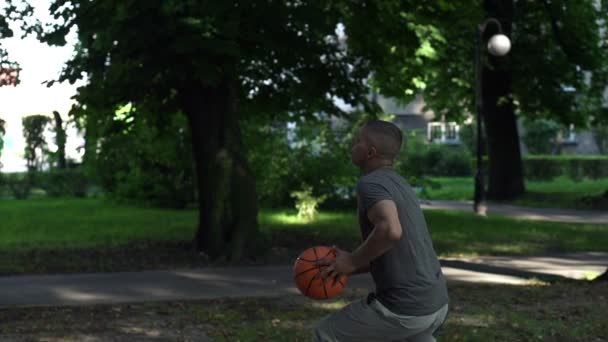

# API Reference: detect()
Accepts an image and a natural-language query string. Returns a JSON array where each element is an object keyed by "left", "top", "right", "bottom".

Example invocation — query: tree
[
  {"left": 51, "top": 111, "right": 67, "bottom": 169},
  {"left": 361, "top": 0, "right": 608, "bottom": 199},
  {"left": 0, "top": 0, "right": 32, "bottom": 86},
  {"left": 8, "top": 0, "right": 605, "bottom": 259},
  {"left": 0, "top": 117, "right": 5, "bottom": 171},
  {"left": 22, "top": 114, "right": 50, "bottom": 172},
  {"left": 81, "top": 105, "right": 196, "bottom": 208},
  {"left": 0, "top": 1, "right": 27, "bottom": 170},
  {"left": 17, "top": 1, "right": 417, "bottom": 260}
]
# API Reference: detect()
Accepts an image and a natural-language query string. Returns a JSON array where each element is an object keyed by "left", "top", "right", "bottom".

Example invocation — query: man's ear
[{"left": 367, "top": 146, "right": 377, "bottom": 159}]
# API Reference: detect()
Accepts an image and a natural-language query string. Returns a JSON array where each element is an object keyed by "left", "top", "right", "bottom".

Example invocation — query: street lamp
[{"left": 473, "top": 18, "right": 511, "bottom": 216}]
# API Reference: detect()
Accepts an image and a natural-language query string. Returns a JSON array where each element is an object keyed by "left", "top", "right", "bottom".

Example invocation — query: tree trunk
[
  {"left": 483, "top": 0, "right": 525, "bottom": 200},
  {"left": 180, "top": 80, "right": 259, "bottom": 261},
  {"left": 52, "top": 111, "right": 67, "bottom": 169}
]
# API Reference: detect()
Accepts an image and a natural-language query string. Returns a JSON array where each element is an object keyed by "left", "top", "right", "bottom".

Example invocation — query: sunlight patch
[
  {"left": 266, "top": 213, "right": 310, "bottom": 225},
  {"left": 490, "top": 244, "right": 528, "bottom": 254},
  {"left": 456, "top": 313, "right": 495, "bottom": 328},
  {"left": 309, "top": 300, "right": 348, "bottom": 311},
  {"left": 119, "top": 324, "right": 161, "bottom": 337},
  {"left": 584, "top": 272, "right": 600, "bottom": 280}
]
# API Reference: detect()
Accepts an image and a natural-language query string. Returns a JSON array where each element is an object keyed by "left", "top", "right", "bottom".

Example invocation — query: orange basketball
[{"left": 293, "top": 246, "right": 348, "bottom": 300}]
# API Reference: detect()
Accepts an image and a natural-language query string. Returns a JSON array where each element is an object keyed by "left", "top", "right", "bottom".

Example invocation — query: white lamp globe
[{"left": 487, "top": 34, "right": 511, "bottom": 56}]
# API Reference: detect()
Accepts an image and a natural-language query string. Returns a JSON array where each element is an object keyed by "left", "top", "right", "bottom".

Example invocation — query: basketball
[{"left": 293, "top": 246, "right": 348, "bottom": 300}]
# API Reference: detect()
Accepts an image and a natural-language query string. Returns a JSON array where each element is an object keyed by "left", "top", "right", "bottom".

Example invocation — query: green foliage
[
  {"left": 427, "top": 144, "right": 473, "bottom": 176},
  {"left": 396, "top": 132, "right": 436, "bottom": 194},
  {"left": 524, "top": 156, "right": 608, "bottom": 181},
  {"left": 244, "top": 113, "right": 362, "bottom": 209},
  {"left": 29, "top": 0, "right": 382, "bottom": 120},
  {"left": 290, "top": 184, "right": 328, "bottom": 222},
  {"left": 22, "top": 115, "right": 51, "bottom": 172},
  {"left": 0, "top": 0, "right": 30, "bottom": 87},
  {"left": 522, "top": 119, "right": 561, "bottom": 154},
  {"left": 458, "top": 123, "right": 476, "bottom": 154},
  {"left": 50, "top": 111, "right": 67, "bottom": 169},
  {"left": 39, "top": 169, "right": 88, "bottom": 198},
  {"left": 397, "top": 132, "right": 473, "bottom": 182},
  {"left": 287, "top": 119, "right": 360, "bottom": 209},
  {"left": 86, "top": 108, "right": 195, "bottom": 208},
  {"left": 0, "top": 116, "right": 5, "bottom": 170},
  {"left": 242, "top": 120, "right": 293, "bottom": 208},
  {"left": 593, "top": 124, "right": 608, "bottom": 154},
  {"left": 3, "top": 172, "right": 31, "bottom": 199}
]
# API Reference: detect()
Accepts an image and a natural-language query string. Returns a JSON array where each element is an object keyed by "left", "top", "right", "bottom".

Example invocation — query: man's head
[{"left": 351, "top": 120, "right": 403, "bottom": 171}]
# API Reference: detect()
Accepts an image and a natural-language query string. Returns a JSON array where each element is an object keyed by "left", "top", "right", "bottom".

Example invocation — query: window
[
  {"left": 427, "top": 122, "right": 460, "bottom": 144},
  {"left": 428, "top": 123, "right": 443, "bottom": 142},
  {"left": 559, "top": 124, "right": 577, "bottom": 144},
  {"left": 445, "top": 123, "right": 459, "bottom": 142}
]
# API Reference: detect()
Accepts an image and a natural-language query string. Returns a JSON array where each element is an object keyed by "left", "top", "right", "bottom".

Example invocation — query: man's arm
[
  {"left": 350, "top": 200, "right": 403, "bottom": 270},
  {"left": 317, "top": 199, "right": 402, "bottom": 280},
  {"left": 351, "top": 264, "right": 371, "bottom": 275}
]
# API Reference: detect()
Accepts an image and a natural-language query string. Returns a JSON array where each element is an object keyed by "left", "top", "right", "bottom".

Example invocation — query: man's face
[{"left": 351, "top": 128, "right": 370, "bottom": 168}]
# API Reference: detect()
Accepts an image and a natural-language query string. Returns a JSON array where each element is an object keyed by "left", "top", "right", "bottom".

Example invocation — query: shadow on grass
[
  {"left": 0, "top": 281, "right": 605, "bottom": 341},
  {"left": 440, "top": 259, "right": 569, "bottom": 283}
]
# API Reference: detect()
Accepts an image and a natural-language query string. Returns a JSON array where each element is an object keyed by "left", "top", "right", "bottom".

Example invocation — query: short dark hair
[{"left": 363, "top": 120, "right": 403, "bottom": 160}]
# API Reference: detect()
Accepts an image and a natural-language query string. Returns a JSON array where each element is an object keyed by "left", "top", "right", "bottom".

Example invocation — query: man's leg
[
  {"left": 405, "top": 304, "right": 449, "bottom": 342},
  {"left": 312, "top": 295, "right": 446, "bottom": 342},
  {"left": 312, "top": 296, "right": 405, "bottom": 342}
]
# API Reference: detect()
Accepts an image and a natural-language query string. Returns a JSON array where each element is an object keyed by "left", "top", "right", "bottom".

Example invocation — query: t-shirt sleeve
[{"left": 357, "top": 181, "right": 393, "bottom": 214}]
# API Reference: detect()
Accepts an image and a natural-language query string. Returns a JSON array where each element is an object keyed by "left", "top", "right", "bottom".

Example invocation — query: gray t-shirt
[{"left": 357, "top": 168, "right": 448, "bottom": 316}]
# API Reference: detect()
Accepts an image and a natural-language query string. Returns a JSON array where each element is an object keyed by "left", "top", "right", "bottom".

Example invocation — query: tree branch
[{"left": 540, "top": 0, "right": 573, "bottom": 63}]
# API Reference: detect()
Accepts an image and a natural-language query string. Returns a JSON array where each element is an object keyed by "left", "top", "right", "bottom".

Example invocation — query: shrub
[
  {"left": 523, "top": 156, "right": 608, "bottom": 181},
  {"left": 86, "top": 111, "right": 195, "bottom": 208},
  {"left": 244, "top": 115, "right": 360, "bottom": 210},
  {"left": 458, "top": 123, "right": 476, "bottom": 154},
  {"left": 290, "top": 184, "right": 328, "bottom": 222},
  {"left": 592, "top": 122, "right": 608, "bottom": 154},
  {"left": 3, "top": 172, "right": 32, "bottom": 199},
  {"left": 398, "top": 133, "right": 473, "bottom": 179},
  {"left": 522, "top": 119, "right": 560, "bottom": 154},
  {"left": 39, "top": 168, "right": 89, "bottom": 197}
]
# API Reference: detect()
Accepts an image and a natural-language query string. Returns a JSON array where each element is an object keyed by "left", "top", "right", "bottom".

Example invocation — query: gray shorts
[{"left": 312, "top": 294, "right": 449, "bottom": 342}]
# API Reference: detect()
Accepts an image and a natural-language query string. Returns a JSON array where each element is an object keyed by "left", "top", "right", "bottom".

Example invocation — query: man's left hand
[{"left": 316, "top": 246, "right": 357, "bottom": 285}]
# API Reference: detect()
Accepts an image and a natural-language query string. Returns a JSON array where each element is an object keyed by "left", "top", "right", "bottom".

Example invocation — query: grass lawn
[
  {"left": 423, "top": 176, "right": 608, "bottom": 210},
  {"left": 1, "top": 281, "right": 605, "bottom": 341},
  {"left": 0, "top": 198, "right": 607, "bottom": 275}
]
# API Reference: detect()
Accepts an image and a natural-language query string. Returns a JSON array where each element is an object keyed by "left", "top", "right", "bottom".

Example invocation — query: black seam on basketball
[
  {"left": 305, "top": 272, "right": 317, "bottom": 297},
  {"left": 304, "top": 248, "right": 322, "bottom": 298},
  {"left": 295, "top": 266, "right": 320, "bottom": 278},
  {"left": 323, "top": 281, "right": 329, "bottom": 299},
  {"left": 322, "top": 248, "right": 333, "bottom": 259},
  {"left": 338, "top": 279, "right": 345, "bottom": 287},
  {"left": 298, "top": 257, "right": 317, "bottom": 263}
]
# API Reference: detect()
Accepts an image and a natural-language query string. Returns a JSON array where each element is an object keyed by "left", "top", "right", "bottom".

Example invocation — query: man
[{"left": 313, "top": 120, "right": 449, "bottom": 342}]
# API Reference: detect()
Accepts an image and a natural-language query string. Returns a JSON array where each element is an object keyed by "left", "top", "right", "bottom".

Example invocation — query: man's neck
[{"left": 362, "top": 160, "right": 393, "bottom": 175}]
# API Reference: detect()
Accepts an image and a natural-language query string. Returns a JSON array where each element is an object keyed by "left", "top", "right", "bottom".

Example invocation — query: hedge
[{"left": 521, "top": 156, "right": 607, "bottom": 181}]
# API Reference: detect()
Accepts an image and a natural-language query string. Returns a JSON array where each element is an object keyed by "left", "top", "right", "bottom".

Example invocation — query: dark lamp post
[{"left": 474, "top": 18, "right": 511, "bottom": 215}]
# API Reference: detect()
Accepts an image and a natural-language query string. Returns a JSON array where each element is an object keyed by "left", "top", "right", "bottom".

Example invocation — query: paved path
[
  {"left": 1, "top": 252, "right": 606, "bottom": 308},
  {"left": 420, "top": 200, "right": 608, "bottom": 224}
]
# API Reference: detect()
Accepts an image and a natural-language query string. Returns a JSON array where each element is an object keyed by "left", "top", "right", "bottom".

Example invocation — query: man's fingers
[
  {"left": 316, "top": 265, "right": 333, "bottom": 279},
  {"left": 316, "top": 257, "right": 331, "bottom": 267},
  {"left": 332, "top": 275, "right": 341, "bottom": 287},
  {"left": 322, "top": 270, "right": 340, "bottom": 285}
]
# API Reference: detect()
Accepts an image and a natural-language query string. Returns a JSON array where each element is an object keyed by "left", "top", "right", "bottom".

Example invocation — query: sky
[{"left": 0, "top": 0, "right": 83, "bottom": 172}]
